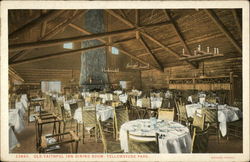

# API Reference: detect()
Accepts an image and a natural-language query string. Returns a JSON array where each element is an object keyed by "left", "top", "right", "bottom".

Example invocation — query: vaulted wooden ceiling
[{"left": 8, "top": 9, "right": 242, "bottom": 73}]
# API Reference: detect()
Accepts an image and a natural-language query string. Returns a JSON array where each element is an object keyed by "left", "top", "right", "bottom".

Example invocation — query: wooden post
[{"left": 229, "top": 72, "right": 234, "bottom": 105}]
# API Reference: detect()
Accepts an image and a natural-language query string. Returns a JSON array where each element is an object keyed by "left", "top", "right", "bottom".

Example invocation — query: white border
[{"left": 1, "top": 1, "right": 249, "bottom": 161}]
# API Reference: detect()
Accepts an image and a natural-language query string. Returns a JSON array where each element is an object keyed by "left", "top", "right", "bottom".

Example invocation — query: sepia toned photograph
[{"left": 1, "top": 1, "right": 249, "bottom": 161}]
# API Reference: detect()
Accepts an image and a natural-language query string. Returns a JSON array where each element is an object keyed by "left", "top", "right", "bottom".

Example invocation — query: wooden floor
[{"left": 11, "top": 112, "right": 242, "bottom": 154}]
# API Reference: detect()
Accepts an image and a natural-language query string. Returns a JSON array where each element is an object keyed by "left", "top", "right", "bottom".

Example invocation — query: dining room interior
[{"left": 8, "top": 9, "right": 243, "bottom": 154}]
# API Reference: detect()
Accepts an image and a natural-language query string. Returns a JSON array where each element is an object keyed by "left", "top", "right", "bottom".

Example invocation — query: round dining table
[
  {"left": 73, "top": 104, "right": 114, "bottom": 123},
  {"left": 119, "top": 119, "right": 192, "bottom": 153},
  {"left": 185, "top": 103, "right": 242, "bottom": 137}
]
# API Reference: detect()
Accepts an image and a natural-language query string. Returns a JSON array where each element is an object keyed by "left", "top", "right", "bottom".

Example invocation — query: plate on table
[{"left": 141, "top": 127, "right": 151, "bottom": 132}]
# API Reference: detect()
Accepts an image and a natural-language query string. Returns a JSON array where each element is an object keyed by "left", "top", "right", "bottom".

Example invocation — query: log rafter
[
  {"left": 138, "top": 35, "right": 164, "bottom": 71},
  {"left": 68, "top": 23, "right": 162, "bottom": 71},
  {"left": 163, "top": 10, "right": 197, "bottom": 68},
  {"left": 205, "top": 9, "right": 242, "bottom": 54},
  {"left": 9, "top": 10, "right": 64, "bottom": 40},
  {"left": 9, "top": 27, "right": 136, "bottom": 52},
  {"left": 105, "top": 9, "right": 197, "bottom": 69},
  {"left": 231, "top": 9, "right": 242, "bottom": 38},
  {"left": 9, "top": 10, "right": 88, "bottom": 62}
]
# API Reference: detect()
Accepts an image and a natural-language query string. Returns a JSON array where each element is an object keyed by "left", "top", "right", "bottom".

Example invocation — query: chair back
[
  {"left": 114, "top": 108, "right": 129, "bottom": 134},
  {"left": 130, "top": 96, "right": 137, "bottom": 107},
  {"left": 69, "top": 103, "right": 78, "bottom": 118},
  {"left": 233, "top": 100, "right": 242, "bottom": 111},
  {"left": 113, "top": 95, "right": 119, "bottom": 102},
  {"left": 202, "top": 107, "right": 218, "bottom": 124},
  {"left": 52, "top": 99, "right": 61, "bottom": 116},
  {"left": 158, "top": 108, "right": 174, "bottom": 121},
  {"left": 142, "top": 97, "right": 150, "bottom": 108},
  {"left": 84, "top": 97, "right": 92, "bottom": 104},
  {"left": 127, "top": 131, "right": 159, "bottom": 153},
  {"left": 192, "top": 111, "right": 206, "bottom": 130},
  {"left": 82, "top": 107, "right": 97, "bottom": 126},
  {"left": 206, "top": 97, "right": 217, "bottom": 104},
  {"left": 177, "top": 100, "right": 188, "bottom": 120},
  {"left": 191, "top": 95, "right": 199, "bottom": 103},
  {"left": 161, "top": 98, "right": 171, "bottom": 108},
  {"left": 112, "top": 101, "right": 121, "bottom": 108}
]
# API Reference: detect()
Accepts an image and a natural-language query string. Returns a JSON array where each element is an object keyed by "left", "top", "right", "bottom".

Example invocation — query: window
[
  {"left": 111, "top": 46, "right": 119, "bottom": 55},
  {"left": 41, "top": 81, "right": 61, "bottom": 93},
  {"left": 63, "top": 42, "right": 73, "bottom": 49}
]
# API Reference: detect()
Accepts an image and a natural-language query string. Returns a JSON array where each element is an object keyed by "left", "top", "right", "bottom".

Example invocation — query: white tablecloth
[
  {"left": 136, "top": 98, "right": 162, "bottom": 108},
  {"left": 99, "top": 94, "right": 113, "bottom": 103},
  {"left": 64, "top": 99, "right": 77, "bottom": 111},
  {"left": 73, "top": 104, "right": 114, "bottom": 123},
  {"left": 119, "top": 94, "right": 128, "bottom": 103},
  {"left": 15, "top": 102, "right": 26, "bottom": 118},
  {"left": 9, "top": 126, "right": 20, "bottom": 150},
  {"left": 9, "top": 109, "right": 25, "bottom": 133},
  {"left": 151, "top": 97, "right": 162, "bottom": 109},
  {"left": 185, "top": 103, "right": 242, "bottom": 137},
  {"left": 114, "top": 90, "right": 123, "bottom": 95},
  {"left": 20, "top": 94, "right": 28, "bottom": 110},
  {"left": 120, "top": 119, "right": 192, "bottom": 153}
]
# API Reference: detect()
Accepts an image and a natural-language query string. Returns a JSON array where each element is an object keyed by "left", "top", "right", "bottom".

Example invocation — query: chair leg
[
  {"left": 75, "top": 141, "right": 79, "bottom": 153},
  {"left": 95, "top": 127, "right": 98, "bottom": 143},
  {"left": 82, "top": 124, "right": 85, "bottom": 144}
]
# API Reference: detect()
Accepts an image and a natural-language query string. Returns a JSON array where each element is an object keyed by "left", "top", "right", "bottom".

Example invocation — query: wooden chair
[
  {"left": 191, "top": 111, "right": 206, "bottom": 131},
  {"left": 157, "top": 108, "right": 175, "bottom": 121},
  {"left": 40, "top": 131, "right": 80, "bottom": 153},
  {"left": 129, "top": 96, "right": 141, "bottom": 119},
  {"left": 191, "top": 127, "right": 210, "bottom": 153},
  {"left": 201, "top": 107, "right": 220, "bottom": 143},
  {"left": 81, "top": 107, "right": 98, "bottom": 143},
  {"left": 114, "top": 107, "right": 129, "bottom": 140},
  {"left": 34, "top": 114, "right": 62, "bottom": 150},
  {"left": 127, "top": 131, "right": 159, "bottom": 153},
  {"left": 190, "top": 111, "right": 206, "bottom": 138},
  {"left": 97, "top": 119, "right": 123, "bottom": 153},
  {"left": 175, "top": 99, "right": 193, "bottom": 126},
  {"left": 206, "top": 97, "right": 217, "bottom": 104},
  {"left": 139, "top": 97, "right": 151, "bottom": 119},
  {"left": 227, "top": 120, "right": 242, "bottom": 140},
  {"left": 60, "top": 104, "right": 78, "bottom": 134},
  {"left": 227, "top": 100, "right": 242, "bottom": 140}
]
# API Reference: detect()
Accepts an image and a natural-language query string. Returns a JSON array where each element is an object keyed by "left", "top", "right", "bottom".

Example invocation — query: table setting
[
  {"left": 73, "top": 104, "right": 114, "bottom": 124},
  {"left": 185, "top": 102, "right": 242, "bottom": 137},
  {"left": 119, "top": 118, "right": 192, "bottom": 153}
]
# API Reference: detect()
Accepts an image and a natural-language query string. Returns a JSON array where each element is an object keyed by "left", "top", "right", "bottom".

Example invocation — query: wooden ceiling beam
[
  {"left": 118, "top": 9, "right": 126, "bottom": 19},
  {"left": 138, "top": 34, "right": 164, "bottom": 71},
  {"left": 10, "top": 37, "right": 137, "bottom": 66},
  {"left": 10, "top": 45, "right": 106, "bottom": 66},
  {"left": 69, "top": 23, "right": 161, "bottom": 72},
  {"left": 40, "top": 10, "right": 47, "bottom": 38},
  {"left": 205, "top": 9, "right": 242, "bottom": 54},
  {"left": 105, "top": 9, "right": 197, "bottom": 68},
  {"left": 9, "top": 27, "right": 136, "bottom": 52},
  {"left": 231, "top": 9, "right": 242, "bottom": 38},
  {"left": 9, "top": 10, "right": 64, "bottom": 40},
  {"left": 137, "top": 33, "right": 224, "bottom": 57},
  {"left": 9, "top": 10, "right": 88, "bottom": 62},
  {"left": 105, "top": 9, "right": 134, "bottom": 28},
  {"left": 163, "top": 10, "right": 197, "bottom": 68},
  {"left": 164, "top": 10, "right": 192, "bottom": 56},
  {"left": 135, "top": 9, "right": 139, "bottom": 26}
]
